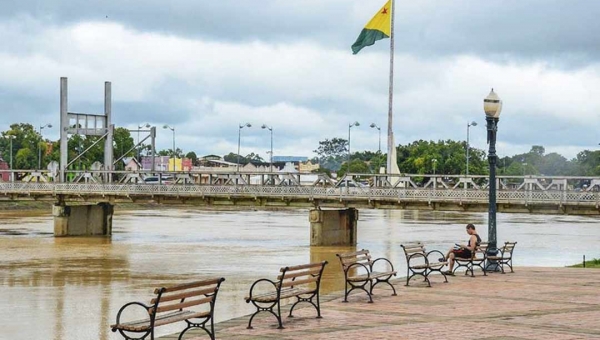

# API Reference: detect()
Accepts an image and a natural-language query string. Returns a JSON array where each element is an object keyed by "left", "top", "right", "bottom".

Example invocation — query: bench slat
[
  {"left": 283, "top": 262, "right": 325, "bottom": 272},
  {"left": 154, "top": 278, "right": 223, "bottom": 294},
  {"left": 278, "top": 267, "right": 322, "bottom": 280},
  {"left": 347, "top": 270, "right": 397, "bottom": 282},
  {"left": 337, "top": 249, "right": 369, "bottom": 258},
  {"left": 247, "top": 287, "right": 316, "bottom": 303},
  {"left": 151, "top": 286, "right": 217, "bottom": 304},
  {"left": 280, "top": 276, "right": 319, "bottom": 288},
  {"left": 154, "top": 296, "right": 213, "bottom": 314},
  {"left": 111, "top": 310, "right": 210, "bottom": 332}
]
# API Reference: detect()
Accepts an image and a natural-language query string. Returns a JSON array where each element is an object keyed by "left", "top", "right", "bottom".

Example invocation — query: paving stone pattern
[{"left": 159, "top": 267, "right": 600, "bottom": 339}]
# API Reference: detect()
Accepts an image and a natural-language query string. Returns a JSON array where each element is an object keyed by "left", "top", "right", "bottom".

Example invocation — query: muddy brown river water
[{"left": 0, "top": 208, "right": 598, "bottom": 339}]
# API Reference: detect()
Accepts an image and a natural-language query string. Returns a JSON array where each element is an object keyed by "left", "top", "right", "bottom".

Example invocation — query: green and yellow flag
[{"left": 351, "top": 0, "right": 392, "bottom": 54}]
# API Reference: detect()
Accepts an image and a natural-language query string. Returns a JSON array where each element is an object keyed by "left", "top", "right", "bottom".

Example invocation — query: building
[
  {"left": 122, "top": 157, "right": 141, "bottom": 171},
  {"left": 299, "top": 160, "right": 320, "bottom": 172},
  {"left": 140, "top": 156, "right": 192, "bottom": 171}
]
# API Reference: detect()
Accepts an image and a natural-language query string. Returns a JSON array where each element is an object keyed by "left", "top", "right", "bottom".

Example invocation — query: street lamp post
[
  {"left": 484, "top": 88, "right": 503, "bottom": 268},
  {"left": 261, "top": 124, "right": 273, "bottom": 172},
  {"left": 237, "top": 123, "right": 252, "bottom": 171},
  {"left": 8, "top": 135, "right": 15, "bottom": 171},
  {"left": 466, "top": 121, "right": 477, "bottom": 176},
  {"left": 522, "top": 162, "right": 527, "bottom": 176},
  {"left": 38, "top": 123, "right": 52, "bottom": 170},
  {"left": 432, "top": 158, "right": 437, "bottom": 188},
  {"left": 162, "top": 125, "right": 175, "bottom": 171},
  {"left": 370, "top": 123, "right": 381, "bottom": 174},
  {"left": 348, "top": 122, "right": 360, "bottom": 174},
  {"left": 138, "top": 123, "right": 151, "bottom": 160}
]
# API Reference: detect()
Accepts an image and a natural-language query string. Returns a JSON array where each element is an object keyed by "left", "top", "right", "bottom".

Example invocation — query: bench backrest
[
  {"left": 149, "top": 277, "right": 225, "bottom": 318},
  {"left": 473, "top": 242, "right": 489, "bottom": 259},
  {"left": 401, "top": 242, "right": 426, "bottom": 256},
  {"left": 500, "top": 241, "right": 517, "bottom": 257},
  {"left": 336, "top": 249, "right": 373, "bottom": 272},
  {"left": 277, "top": 261, "right": 327, "bottom": 292}
]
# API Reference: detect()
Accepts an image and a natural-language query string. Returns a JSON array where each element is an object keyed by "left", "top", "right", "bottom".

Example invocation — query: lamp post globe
[{"left": 484, "top": 88, "right": 502, "bottom": 270}]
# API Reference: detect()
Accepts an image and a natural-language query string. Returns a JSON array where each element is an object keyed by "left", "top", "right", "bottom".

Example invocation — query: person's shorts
[{"left": 452, "top": 249, "right": 472, "bottom": 259}]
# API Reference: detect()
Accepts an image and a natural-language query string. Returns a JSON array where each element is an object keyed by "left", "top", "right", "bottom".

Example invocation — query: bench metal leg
[
  {"left": 289, "top": 293, "right": 322, "bottom": 319},
  {"left": 371, "top": 277, "right": 397, "bottom": 296},
  {"left": 247, "top": 302, "right": 283, "bottom": 329},
  {"left": 179, "top": 317, "right": 214, "bottom": 340},
  {"left": 344, "top": 280, "right": 373, "bottom": 303}
]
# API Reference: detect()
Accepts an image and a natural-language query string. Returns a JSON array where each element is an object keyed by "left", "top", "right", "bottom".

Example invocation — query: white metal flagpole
[{"left": 386, "top": 0, "right": 396, "bottom": 174}]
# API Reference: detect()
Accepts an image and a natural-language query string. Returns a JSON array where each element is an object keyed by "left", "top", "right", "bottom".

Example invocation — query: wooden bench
[
  {"left": 453, "top": 242, "right": 488, "bottom": 277},
  {"left": 486, "top": 241, "right": 517, "bottom": 273},
  {"left": 401, "top": 242, "right": 448, "bottom": 287},
  {"left": 336, "top": 249, "right": 397, "bottom": 303},
  {"left": 111, "top": 277, "right": 225, "bottom": 340},
  {"left": 245, "top": 261, "right": 327, "bottom": 329}
]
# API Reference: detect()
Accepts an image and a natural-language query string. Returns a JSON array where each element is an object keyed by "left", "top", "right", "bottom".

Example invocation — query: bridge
[
  {"left": 5, "top": 78, "right": 599, "bottom": 241},
  {"left": 2, "top": 170, "right": 600, "bottom": 240},
  {"left": 1, "top": 170, "right": 600, "bottom": 212}
]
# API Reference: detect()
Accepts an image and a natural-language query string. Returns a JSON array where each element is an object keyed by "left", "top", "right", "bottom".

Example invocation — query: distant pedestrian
[{"left": 442, "top": 223, "right": 481, "bottom": 275}]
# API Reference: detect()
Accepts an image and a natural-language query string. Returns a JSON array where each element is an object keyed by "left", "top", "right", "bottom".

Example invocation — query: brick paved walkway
[{"left": 160, "top": 267, "right": 600, "bottom": 339}]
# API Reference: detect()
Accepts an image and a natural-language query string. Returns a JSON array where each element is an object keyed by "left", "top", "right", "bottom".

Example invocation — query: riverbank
[
  {"left": 158, "top": 267, "right": 600, "bottom": 339},
  {"left": 571, "top": 258, "right": 600, "bottom": 268}
]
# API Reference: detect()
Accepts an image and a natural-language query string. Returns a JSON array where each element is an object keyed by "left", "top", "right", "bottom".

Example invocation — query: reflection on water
[{"left": 0, "top": 208, "right": 599, "bottom": 339}]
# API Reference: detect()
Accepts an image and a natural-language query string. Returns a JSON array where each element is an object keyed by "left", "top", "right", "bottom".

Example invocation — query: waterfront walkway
[{"left": 160, "top": 267, "right": 600, "bottom": 339}]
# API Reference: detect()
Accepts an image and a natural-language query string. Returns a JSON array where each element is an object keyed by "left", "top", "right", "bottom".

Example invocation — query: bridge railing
[
  {"left": 1, "top": 182, "right": 599, "bottom": 206},
  {"left": 2, "top": 169, "right": 600, "bottom": 192}
]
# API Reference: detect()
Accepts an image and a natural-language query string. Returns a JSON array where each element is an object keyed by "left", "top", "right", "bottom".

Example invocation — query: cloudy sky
[{"left": 1, "top": 0, "right": 599, "bottom": 161}]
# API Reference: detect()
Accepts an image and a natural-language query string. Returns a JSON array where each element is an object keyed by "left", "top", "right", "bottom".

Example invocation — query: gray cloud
[{"left": 4, "top": 1, "right": 600, "bottom": 67}]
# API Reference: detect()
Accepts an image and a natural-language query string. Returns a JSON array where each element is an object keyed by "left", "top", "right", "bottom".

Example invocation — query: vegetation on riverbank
[{"left": 570, "top": 258, "right": 600, "bottom": 268}]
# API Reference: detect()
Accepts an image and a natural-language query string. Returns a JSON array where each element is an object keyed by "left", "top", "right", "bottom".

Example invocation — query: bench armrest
[
  {"left": 371, "top": 257, "right": 395, "bottom": 272},
  {"left": 346, "top": 262, "right": 371, "bottom": 279},
  {"left": 245, "top": 278, "right": 278, "bottom": 303},
  {"left": 112, "top": 301, "right": 151, "bottom": 331},
  {"left": 425, "top": 249, "right": 445, "bottom": 263},
  {"left": 406, "top": 252, "right": 428, "bottom": 266}
]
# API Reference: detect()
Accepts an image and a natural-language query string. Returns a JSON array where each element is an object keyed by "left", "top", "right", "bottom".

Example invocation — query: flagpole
[{"left": 386, "top": 0, "right": 395, "bottom": 174}]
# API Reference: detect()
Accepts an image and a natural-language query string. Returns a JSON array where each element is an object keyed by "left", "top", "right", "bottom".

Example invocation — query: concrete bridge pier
[
  {"left": 309, "top": 208, "right": 357, "bottom": 246},
  {"left": 53, "top": 203, "right": 114, "bottom": 237}
]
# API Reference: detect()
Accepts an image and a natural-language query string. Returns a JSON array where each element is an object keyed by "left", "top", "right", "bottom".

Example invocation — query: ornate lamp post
[
  {"left": 348, "top": 121, "right": 360, "bottom": 174},
  {"left": 484, "top": 88, "right": 502, "bottom": 265},
  {"left": 38, "top": 123, "right": 53, "bottom": 169},
  {"left": 237, "top": 123, "right": 251, "bottom": 171},
  {"left": 466, "top": 121, "right": 477, "bottom": 176},
  {"left": 261, "top": 124, "right": 273, "bottom": 172}
]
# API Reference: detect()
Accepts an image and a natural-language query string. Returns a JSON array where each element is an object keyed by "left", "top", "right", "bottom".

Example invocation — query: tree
[
  {"left": 245, "top": 152, "right": 264, "bottom": 163},
  {"left": 337, "top": 159, "right": 370, "bottom": 177},
  {"left": 314, "top": 138, "right": 348, "bottom": 159},
  {"left": 186, "top": 151, "right": 198, "bottom": 165}
]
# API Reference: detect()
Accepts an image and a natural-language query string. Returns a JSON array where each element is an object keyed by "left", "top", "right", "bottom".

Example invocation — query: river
[{"left": 0, "top": 208, "right": 598, "bottom": 340}]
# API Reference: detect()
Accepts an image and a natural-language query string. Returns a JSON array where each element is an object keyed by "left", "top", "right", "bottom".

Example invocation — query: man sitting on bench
[{"left": 442, "top": 223, "right": 481, "bottom": 275}]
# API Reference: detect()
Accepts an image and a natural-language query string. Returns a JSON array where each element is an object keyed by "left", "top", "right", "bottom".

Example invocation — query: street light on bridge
[
  {"left": 261, "top": 124, "right": 273, "bottom": 173},
  {"left": 466, "top": 121, "right": 477, "bottom": 176},
  {"left": 38, "top": 123, "right": 52, "bottom": 170},
  {"left": 237, "top": 123, "right": 252, "bottom": 171},
  {"left": 348, "top": 122, "right": 360, "bottom": 174},
  {"left": 484, "top": 88, "right": 503, "bottom": 265},
  {"left": 162, "top": 125, "right": 175, "bottom": 171},
  {"left": 370, "top": 123, "right": 382, "bottom": 173},
  {"left": 137, "top": 123, "right": 151, "bottom": 160},
  {"left": 7, "top": 134, "right": 15, "bottom": 171}
]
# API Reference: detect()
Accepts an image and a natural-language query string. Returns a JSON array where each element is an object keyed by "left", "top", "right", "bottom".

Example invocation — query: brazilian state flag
[{"left": 351, "top": 0, "right": 392, "bottom": 54}]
